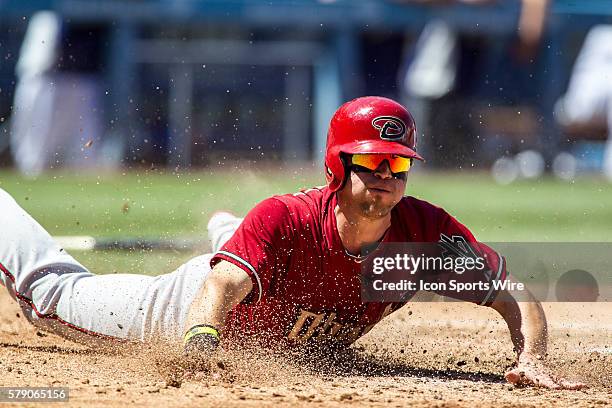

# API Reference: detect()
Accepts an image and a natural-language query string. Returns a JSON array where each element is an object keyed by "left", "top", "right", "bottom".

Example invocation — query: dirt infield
[{"left": 0, "top": 291, "right": 609, "bottom": 407}]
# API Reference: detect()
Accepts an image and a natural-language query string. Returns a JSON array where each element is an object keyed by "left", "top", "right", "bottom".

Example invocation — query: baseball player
[{"left": 0, "top": 97, "right": 584, "bottom": 389}]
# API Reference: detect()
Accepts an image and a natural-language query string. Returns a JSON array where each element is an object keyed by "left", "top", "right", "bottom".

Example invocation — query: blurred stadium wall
[{"left": 0, "top": 0, "right": 611, "bottom": 174}]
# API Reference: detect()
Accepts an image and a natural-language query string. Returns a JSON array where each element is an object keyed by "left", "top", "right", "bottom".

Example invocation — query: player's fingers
[
  {"left": 506, "top": 363, "right": 587, "bottom": 390},
  {"left": 504, "top": 368, "right": 541, "bottom": 386},
  {"left": 504, "top": 369, "right": 523, "bottom": 385},
  {"left": 530, "top": 374, "right": 561, "bottom": 389},
  {"left": 505, "top": 368, "right": 561, "bottom": 389},
  {"left": 556, "top": 378, "right": 588, "bottom": 390}
]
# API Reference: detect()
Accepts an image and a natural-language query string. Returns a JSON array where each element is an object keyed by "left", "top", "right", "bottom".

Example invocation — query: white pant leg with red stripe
[{"left": 0, "top": 188, "right": 210, "bottom": 345}]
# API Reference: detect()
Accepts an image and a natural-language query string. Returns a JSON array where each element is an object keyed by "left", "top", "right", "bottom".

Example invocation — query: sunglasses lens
[
  {"left": 351, "top": 154, "right": 412, "bottom": 173},
  {"left": 351, "top": 154, "right": 381, "bottom": 171},
  {"left": 389, "top": 156, "right": 412, "bottom": 173}
]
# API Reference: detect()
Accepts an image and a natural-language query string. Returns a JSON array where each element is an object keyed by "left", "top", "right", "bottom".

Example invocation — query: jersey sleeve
[
  {"left": 425, "top": 210, "right": 508, "bottom": 306},
  {"left": 210, "top": 197, "right": 294, "bottom": 304}
]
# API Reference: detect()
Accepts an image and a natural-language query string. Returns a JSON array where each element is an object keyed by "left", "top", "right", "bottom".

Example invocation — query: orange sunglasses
[{"left": 351, "top": 153, "right": 412, "bottom": 174}]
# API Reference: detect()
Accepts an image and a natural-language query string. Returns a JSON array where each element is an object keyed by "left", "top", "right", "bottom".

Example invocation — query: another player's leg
[
  {"left": 207, "top": 211, "right": 243, "bottom": 253},
  {"left": 0, "top": 187, "right": 211, "bottom": 345},
  {"left": 53, "top": 254, "right": 212, "bottom": 344},
  {"left": 0, "top": 187, "right": 91, "bottom": 319}
]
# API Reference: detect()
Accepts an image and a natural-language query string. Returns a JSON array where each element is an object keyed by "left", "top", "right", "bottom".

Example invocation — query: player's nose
[{"left": 373, "top": 160, "right": 393, "bottom": 179}]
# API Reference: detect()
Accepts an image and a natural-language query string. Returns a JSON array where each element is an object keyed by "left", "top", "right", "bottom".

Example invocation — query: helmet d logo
[{"left": 371, "top": 116, "right": 406, "bottom": 141}]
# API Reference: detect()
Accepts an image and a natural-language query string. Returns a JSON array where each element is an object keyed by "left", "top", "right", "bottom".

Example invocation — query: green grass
[
  {"left": 408, "top": 171, "right": 612, "bottom": 242},
  {"left": 1, "top": 168, "right": 611, "bottom": 275}
]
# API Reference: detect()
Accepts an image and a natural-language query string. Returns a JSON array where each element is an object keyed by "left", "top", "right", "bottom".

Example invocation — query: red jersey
[{"left": 211, "top": 186, "right": 506, "bottom": 347}]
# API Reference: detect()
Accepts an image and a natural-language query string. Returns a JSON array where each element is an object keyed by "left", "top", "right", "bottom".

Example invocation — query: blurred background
[
  {"left": 1, "top": 0, "right": 612, "bottom": 181},
  {"left": 0, "top": 0, "right": 611, "bottom": 276}
]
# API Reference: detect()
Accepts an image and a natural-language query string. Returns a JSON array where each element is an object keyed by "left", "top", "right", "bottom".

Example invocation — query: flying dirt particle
[
  {"left": 340, "top": 393, "right": 353, "bottom": 401},
  {"left": 84, "top": 140, "right": 93, "bottom": 148},
  {"left": 82, "top": 379, "right": 90, "bottom": 384},
  {"left": 456, "top": 360, "right": 467, "bottom": 367},
  {"left": 122, "top": 202, "right": 130, "bottom": 214},
  {"left": 36, "top": 331, "right": 47, "bottom": 337},
  {"left": 15, "top": 313, "right": 20, "bottom": 318},
  {"left": 474, "top": 357, "right": 479, "bottom": 363},
  {"left": 117, "top": 324, "right": 123, "bottom": 329}
]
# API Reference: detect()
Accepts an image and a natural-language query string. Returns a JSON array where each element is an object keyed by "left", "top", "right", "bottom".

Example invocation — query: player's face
[{"left": 340, "top": 158, "right": 408, "bottom": 219}]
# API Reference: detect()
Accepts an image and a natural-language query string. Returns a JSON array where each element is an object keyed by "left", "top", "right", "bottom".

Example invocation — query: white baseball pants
[{"left": 0, "top": 187, "right": 217, "bottom": 345}]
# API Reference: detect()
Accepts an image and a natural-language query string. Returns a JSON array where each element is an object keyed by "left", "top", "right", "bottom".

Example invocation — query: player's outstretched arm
[{"left": 490, "top": 276, "right": 586, "bottom": 390}]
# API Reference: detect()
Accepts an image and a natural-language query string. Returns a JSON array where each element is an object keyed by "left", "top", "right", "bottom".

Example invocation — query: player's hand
[
  {"left": 504, "top": 353, "right": 587, "bottom": 390},
  {"left": 158, "top": 325, "right": 221, "bottom": 386},
  {"left": 181, "top": 325, "right": 220, "bottom": 377}
]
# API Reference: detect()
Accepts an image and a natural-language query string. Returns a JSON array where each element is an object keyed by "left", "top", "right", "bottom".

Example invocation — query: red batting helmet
[{"left": 325, "top": 96, "right": 424, "bottom": 192}]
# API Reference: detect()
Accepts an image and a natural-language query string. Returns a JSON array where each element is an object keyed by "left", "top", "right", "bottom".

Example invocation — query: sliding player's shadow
[
  {"left": 294, "top": 345, "right": 505, "bottom": 384},
  {"left": 0, "top": 341, "right": 97, "bottom": 356}
]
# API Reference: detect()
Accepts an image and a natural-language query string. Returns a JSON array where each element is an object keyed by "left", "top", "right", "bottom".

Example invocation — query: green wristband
[{"left": 183, "top": 324, "right": 220, "bottom": 345}]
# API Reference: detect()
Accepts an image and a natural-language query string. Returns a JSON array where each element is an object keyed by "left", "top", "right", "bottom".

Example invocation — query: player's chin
[{"left": 360, "top": 199, "right": 395, "bottom": 218}]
